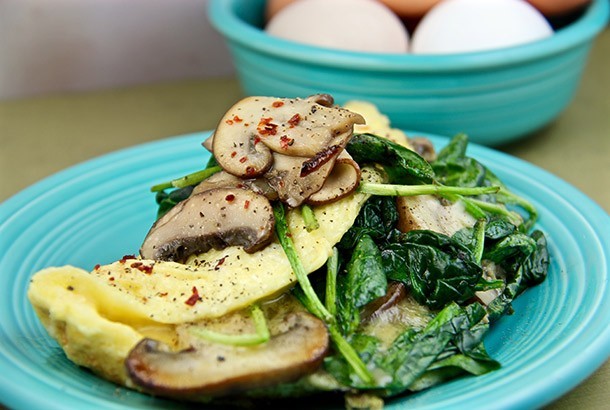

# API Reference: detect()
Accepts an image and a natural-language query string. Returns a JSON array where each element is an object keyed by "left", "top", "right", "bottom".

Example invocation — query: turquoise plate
[{"left": 1, "top": 132, "right": 608, "bottom": 409}]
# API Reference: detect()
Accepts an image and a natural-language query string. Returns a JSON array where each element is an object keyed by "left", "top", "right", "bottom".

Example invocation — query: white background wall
[{"left": 0, "top": 0, "right": 235, "bottom": 100}]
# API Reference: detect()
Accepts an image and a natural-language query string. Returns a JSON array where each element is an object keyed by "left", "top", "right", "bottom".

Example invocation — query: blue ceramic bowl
[{"left": 209, "top": 0, "right": 608, "bottom": 146}]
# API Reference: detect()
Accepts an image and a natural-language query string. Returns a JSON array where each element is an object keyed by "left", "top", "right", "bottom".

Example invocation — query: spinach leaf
[
  {"left": 325, "top": 302, "right": 495, "bottom": 394},
  {"left": 381, "top": 231, "right": 482, "bottom": 309},
  {"left": 432, "top": 134, "right": 538, "bottom": 229},
  {"left": 432, "top": 134, "right": 487, "bottom": 188},
  {"left": 339, "top": 196, "right": 398, "bottom": 249},
  {"left": 346, "top": 133, "right": 434, "bottom": 184},
  {"left": 486, "top": 229, "right": 549, "bottom": 320},
  {"left": 381, "top": 302, "right": 496, "bottom": 395},
  {"left": 520, "top": 230, "right": 549, "bottom": 286},
  {"left": 337, "top": 234, "right": 387, "bottom": 335}
]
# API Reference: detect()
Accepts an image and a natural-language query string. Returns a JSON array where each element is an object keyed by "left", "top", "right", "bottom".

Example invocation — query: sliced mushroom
[
  {"left": 306, "top": 93, "right": 335, "bottom": 107},
  {"left": 125, "top": 311, "right": 329, "bottom": 398},
  {"left": 306, "top": 151, "right": 361, "bottom": 206},
  {"left": 396, "top": 195, "right": 476, "bottom": 237},
  {"left": 212, "top": 96, "right": 364, "bottom": 163},
  {"left": 191, "top": 171, "right": 279, "bottom": 201},
  {"left": 409, "top": 137, "right": 436, "bottom": 162},
  {"left": 361, "top": 281, "right": 407, "bottom": 323},
  {"left": 212, "top": 98, "right": 275, "bottom": 178},
  {"left": 191, "top": 171, "right": 243, "bottom": 195},
  {"left": 265, "top": 150, "right": 339, "bottom": 208},
  {"left": 140, "top": 188, "right": 275, "bottom": 262},
  {"left": 202, "top": 134, "right": 214, "bottom": 153}
]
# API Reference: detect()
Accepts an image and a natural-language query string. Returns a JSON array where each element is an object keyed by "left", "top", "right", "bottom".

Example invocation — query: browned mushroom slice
[
  {"left": 409, "top": 137, "right": 437, "bottom": 162},
  {"left": 212, "top": 98, "right": 275, "bottom": 178},
  {"left": 213, "top": 96, "right": 364, "bottom": 161},
  {"left": 396, "top": 195, "right": 475, "bottom": 237},
  {"left": 361, "top": 281, "right": 407, "bottom": 323},
  {"left": 190, "top": 171, "right": 243, "bottom": 195},
  {"left": 140, "top": 188, "right": 274, "bottom": 262},
  {"left": 191, "top": 171, "right": 279, "bottom": 201},
  {"left": 265, "top": 149, "right": 339, "bottom": 208},
  {"left": 306, "top": 93, "right": 335, "bottom": 107},
  {"left": 201, "top": 134, "right": 214, "bottom": 153},
  {"left": 306, "top": 151, "right": 361, "bottom": 206},
  {"left": 125, "top": 311, "right": 329, "bottom": 398}
]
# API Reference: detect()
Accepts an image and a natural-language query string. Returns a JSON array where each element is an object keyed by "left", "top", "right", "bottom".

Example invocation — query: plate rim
[{"left": 1, "top": 131, "right": 609, "bottom": 410}]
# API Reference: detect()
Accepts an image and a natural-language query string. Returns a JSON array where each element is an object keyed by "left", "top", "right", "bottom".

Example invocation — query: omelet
[
  {"left": 28, "top": 167, "right": 382, "bottom": 385},
  {"left": 27, "top": 95, "right": 399, "bottom": 391}
]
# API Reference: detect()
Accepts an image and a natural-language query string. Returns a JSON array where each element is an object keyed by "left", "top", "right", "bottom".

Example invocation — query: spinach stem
[
  {"left": 466, "top": 198, "right": 523, "bottom": 226},
  {"left": 325, "top": 247, "right": 339, "bottom": 318},
  {"left": 273, "top": 203, "right": 375, "bottom": 385},
  {"left": 150, "top": 166, "right": 222, "bottom": 192},
  {"left": 301, "top": 204, "right": 320, "bottom": 232},
  {"left": 189, "top": 304, "right": 270, "bottom": 346},
  {"left": 359, "top": 183, "right": 499, "bottom": 197},
  {"left": 273, "top": 203, "right": 332, "bottom": 322},
  {"left": 473, "top": 219, "right": 486, "bottom": 264},
  {"left": 328, "top": 325, "right": 375, "bottom": 385},
  {"left": 498, "top": 188, "right": 538, "bottom": 230}
]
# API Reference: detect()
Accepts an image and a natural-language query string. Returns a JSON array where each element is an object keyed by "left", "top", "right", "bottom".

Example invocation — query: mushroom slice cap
[
  {"left": 265, "top": 150, "right": 339, "bottom": 208},
  {"left": 140, "top": 187, "right": 275, "bottom": 262},
  {"left": 125, "top": 311, "right": 329, "bottom": 397},
  {"left": 396, "top": 194, "right": 476, "bottom": 237},
  {"left": 212, "top": 97, "right": 275, "bottom": 178},
  {"left": 306, "top": 151, "right": 361, "bottom": 206},
  {"left": 213, "top": 96, "right": 364, "bottom": 161},
  {"left": 191, "top": 170, "right": 279, "bottom": 202}
]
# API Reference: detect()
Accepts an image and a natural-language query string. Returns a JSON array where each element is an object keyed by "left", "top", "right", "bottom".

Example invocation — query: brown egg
[
  {"left": 266, "top": 0, "right": 442, "bottom": 21},
  {"left": 379, "top": 0, "right": 442, "bottom": 17},
  {"left": 266, "top": 0, "right": 298, "bottom": 20},
  {"left": 526, "top": 0, "right": 591, "bottom": 16}
]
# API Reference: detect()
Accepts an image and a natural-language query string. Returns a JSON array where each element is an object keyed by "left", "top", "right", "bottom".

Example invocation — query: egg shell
[
  {"left": 527, "top": 0, "right": 591, "bottom": 17},
  {"left": 411, "top": 0, "right": 554, "bottom": 54},
  {"left": 265, "top": 0, "right": 410, "bottom": 53},
  {"left": 379, "top": 0, "right": 442, "bottom": 17}
]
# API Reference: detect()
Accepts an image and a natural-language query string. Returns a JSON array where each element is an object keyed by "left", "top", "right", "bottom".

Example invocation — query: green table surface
[{"left": 1, "top": 29, "right": 608, "bottom": 410}]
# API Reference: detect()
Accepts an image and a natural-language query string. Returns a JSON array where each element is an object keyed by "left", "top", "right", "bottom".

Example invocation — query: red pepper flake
[
  {"left": 214, "top": 256, "right": 227, "bottom": 270},
  {"left": 131, "top": 262, "right": 153, "bottom": 274},
  {"left": 120, "top": 254, "right": 136, "bottom": 264},
  {"left": 225, "top": 194, "right": 235, "bottom": 202},
  {"left": 245, "top": 166, "right": 257, "bottom": 177},
  {"left": 157, "top": 292, "right": 168, "bottom": 297},
  {"left": 109, "top": 277, "right": 115, "bottom": 281},
  {"left": 225, "top": 119, "right": 234, "bottom": 125},
  {"left": 185, "top": 286, "right": 201, "bottom": 306},
  {"left": 244, "top": 123, "right": 250, "bottom": 127},
  {"left": 239, "top": 156, "right": 247, "bottom": 163},
  {"left": 272, "top": 101, "right": 284, "bottom": 108},
  {"left": 233, "top": 115, "right": 243, "bottom": 122},
  {"left": 253, "top": 136, "right": 261, "bottom": 145},
  {"left": 288, "top": 113, "right": 301, "bottom": 127},
  {"left": 257, "top": 117, "right": 278, "bottom": 136},
  {"left": 94, "top": 264, "right": 101, "bottom": 270},
  {"left": 244, "top": 200, "right": 250, "bottom": 209},
  {"left": 230, "top": 151, "right": 237, "bottom": 158},
  {"left": 280, "top": 135, "right": 295, "bottom": 149}
]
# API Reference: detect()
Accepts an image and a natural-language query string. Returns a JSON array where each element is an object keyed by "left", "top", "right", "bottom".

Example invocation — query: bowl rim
[{"left": 209, "top": 0, "right": 609, "bottom": 72}]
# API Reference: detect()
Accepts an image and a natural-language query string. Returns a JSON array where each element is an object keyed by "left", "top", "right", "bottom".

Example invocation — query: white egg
[
  {"left": 265, "top": 0, "right": 409, "bottom": 53},
  {"left": 411, "top": 0, "right": 554, "bottom": 54}
]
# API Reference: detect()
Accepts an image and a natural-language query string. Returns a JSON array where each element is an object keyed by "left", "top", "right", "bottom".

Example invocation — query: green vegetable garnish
[
  {"left": 274, "top": 203, "right": 375, "bottom": 385},
  {"left": 189, "top": 304, "right": 270, "bottom": 346}
]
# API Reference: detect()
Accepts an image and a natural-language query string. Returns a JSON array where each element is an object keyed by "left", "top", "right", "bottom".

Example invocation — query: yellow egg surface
[
  {"left": 27, "top": 167, "right": 383, "bottom": 385},
  {"left": 343, "top": 100, "right": 413, "bottom": 149}
]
